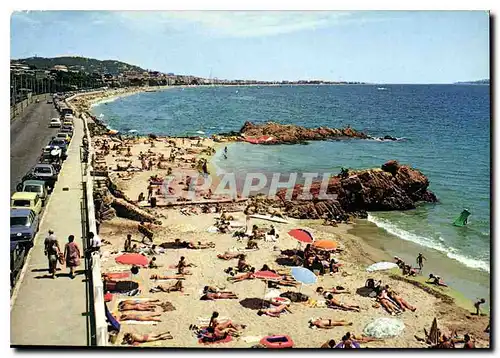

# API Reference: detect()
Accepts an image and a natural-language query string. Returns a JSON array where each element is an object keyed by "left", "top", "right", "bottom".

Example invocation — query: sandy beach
[{"left": 68, "top": 89, "right": 490, "bottom": 349}]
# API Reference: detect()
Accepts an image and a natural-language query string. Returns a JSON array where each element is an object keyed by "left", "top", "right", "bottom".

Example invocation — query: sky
[{"left": 10, "top": 10, "right": 490, "bottom": 83}]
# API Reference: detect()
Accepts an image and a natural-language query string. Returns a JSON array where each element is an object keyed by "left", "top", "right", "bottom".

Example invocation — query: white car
[{"left": 49, "top": 118, "right": 61, "bottom": 128}]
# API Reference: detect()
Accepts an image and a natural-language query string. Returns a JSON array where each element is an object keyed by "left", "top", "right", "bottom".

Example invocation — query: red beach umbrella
[
  {"left": 115, "top": 253, "right": 149, "bottom": 267},
  {"left": 312, "top": 240, "right": 338, "bottom": 251},
  {"left": 288, "top": 229, "right": 314, "bottom": 243}
]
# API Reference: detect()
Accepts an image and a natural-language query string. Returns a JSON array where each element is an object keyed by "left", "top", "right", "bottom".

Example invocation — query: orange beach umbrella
[{"left": 312, "top": 240, "right": 338, "bottom": 251}]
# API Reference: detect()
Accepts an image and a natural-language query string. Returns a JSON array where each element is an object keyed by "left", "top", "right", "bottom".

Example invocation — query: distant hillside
[
  {"left": 454, "top": 79, "right": 490, "bottom": 85},
  {"left": 12, "top": 56, "right": 147, "bottom": 75}
]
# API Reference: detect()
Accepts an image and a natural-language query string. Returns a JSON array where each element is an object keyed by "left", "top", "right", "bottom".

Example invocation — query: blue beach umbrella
[{"left": 291, "top": 267, "right": 317, "bottom": 286}]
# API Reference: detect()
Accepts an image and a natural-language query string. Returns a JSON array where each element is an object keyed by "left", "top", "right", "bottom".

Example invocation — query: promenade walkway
[{"left": 10, "top": 115, "right": 89, "bottom": 346}]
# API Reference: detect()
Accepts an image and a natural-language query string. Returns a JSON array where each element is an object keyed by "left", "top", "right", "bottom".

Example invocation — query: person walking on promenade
[
  {"left": 44, "top": 230, "right": 60, "bottom": 279},
  {"left": 64, "top": 235, "right": 81, "bottom": 279},
  {"left": 416, "top": 253, "right": 426, "bottom": 271}
]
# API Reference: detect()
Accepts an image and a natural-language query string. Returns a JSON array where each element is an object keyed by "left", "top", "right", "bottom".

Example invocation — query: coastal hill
[{"left": 11, "top": 56, "right": 147, "bottom": 75}]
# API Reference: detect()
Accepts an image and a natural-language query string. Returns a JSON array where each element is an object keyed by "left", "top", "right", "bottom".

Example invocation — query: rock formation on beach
[
  {"left": 245, "top": 160, "right": 438, "bottom": 220},
  {"left": 238, "top": 121, "right": 371, "bottom": 144}
]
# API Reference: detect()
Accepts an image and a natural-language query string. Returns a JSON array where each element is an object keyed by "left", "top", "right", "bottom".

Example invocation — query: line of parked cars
[{"left": 10, "top": 105, "right": 75, "bottom": 288}]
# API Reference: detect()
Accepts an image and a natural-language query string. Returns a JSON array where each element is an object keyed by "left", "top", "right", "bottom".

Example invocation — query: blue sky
[{"left": 10, "top": 11, "right": 489, "bottom": 83}]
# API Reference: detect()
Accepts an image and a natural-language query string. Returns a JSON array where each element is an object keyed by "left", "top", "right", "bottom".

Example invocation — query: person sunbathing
[
  {"left": 228, "top": 268, "right": 256, "bottom": 282},
  {"left": 237, "top": 255, "right": 251, "bottom": 272},
  {"left": 385, "top": 286, "right": 416, "bottom": 312},
  {"left": 316, "top": 286, "right": 350, "bottom": 295},
  {"left": 257, "top": 304, "right": 291, "bottom": 318},
  {"left": 118, "top": 301, "right": 160, "bottom": 312},
  {"left": 200, "top": 291, "right": 238, "bottom": 300},
  {"left": 377, "top": 290, "right": 402, "bottom": 315},
  {"left": 120, "top": 299, "right": 160, "bottom": 305},
  {"left": 276, "top": 277, "right": 299, "bottom": 287},
  {"left": 217, "top": 252, "right": 241, "bottom": 260},
  {"left": 208, "top": 311, "right": 246, "bottom": 332},
  {"left": 150, "top": 273, "right": 186, "bottom": 280},
  {"left": 176, "top": 256, "right": 193, "bottom": 275},
  {"left": 427, "top": 274, "right": 448, "bottom": 287},
  {"left": 320, "top": 339, "right": 337, "bottom": 348},
  {"left": 122, "top": 332, "right": 173, "bottom": 345},
  {"left": 309, "top": 318, "right": 353, "bottom": 329},
  {"left": 201, "top": 326, "right": 229, "bottom": 342},
  {"left": 325, "top": 294, "right": 361, "bottom": 312},
  {"left": 119, "top": 313, "right": 162, "bottom": 322},
  {"left": 190, "top": 241, "right": 216, "bottom": 249},
  {"left": 344, "top": 332, "right": 380, "bottom": 344},
  {"left": 150, "top": 280, "right": 184, "bottom": 293},
  {"left": 148, "top": 257, "right": 162, "bottom": 269}
]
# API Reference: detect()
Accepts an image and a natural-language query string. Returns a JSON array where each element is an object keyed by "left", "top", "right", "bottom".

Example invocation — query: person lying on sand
[
  {"left": 119, "top": 313, "right": 162, "bottom": 322},
  {"left": 119, "top": 302, "right": 159, "bottom": 312},
  {"left": 309, "top": 318, "right": 353, "bottom": 329},
  {"left": 325, "top": 294, "right": 361, "bottom": 312},
  {"left": 228, "top": 268, "right": 256, "bottom": 282},
  {"left": 257, "top": 304, "right": 291, "bottom": 318},
  {"left": 200, "top": 292, "right": 238, "bottom": 300},
  {"left": 121, "top": 332, "right": 173, "bottom": 345},
  {"left": 316, "top": 286, "right": 351, "bottom": 295},
  {"left": 150, "top": 280, "right": 184, "bottom": 293},
  {"left": 343, "top": 332, "right": 381, "bottom": 344},
  {"left": 275, "top": 277, "right": 300, "bottom": 288},
  {"left": 217, "top": 252, "right": 241, "bottom": 260},
  {"left": 203, "top": 286, "right": 233, "bottom": 294},
  {"left": 150, "top": 273, "right": 186, "bottom": 280},
  {"left": 473, "top": 298, "right": 486, "bottom": 315},
  {"left": 385, "top": 285, "right": 416, "bottom": 312},
  {"left": 376, "top": 290, "right": 402, "bottom": 316},
  {"left": 427, "top": 274, "right": 448, "bottom": 287}
]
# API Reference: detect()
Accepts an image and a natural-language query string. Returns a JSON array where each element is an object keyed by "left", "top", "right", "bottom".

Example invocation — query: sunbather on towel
[
  {"left": 120, "top": 313, "right": 162, "bottom": 322},
  {"left": 200, "top": 292, "right": 238, "bottom": 300},
  {"left": 122, "top": 332, "right": 173, "bottom": 345},
  {"left": 228, "top": 268, "right": 255, "bottom": 282},
  {"left": 217, "top": 252, "right": 241, "bottom": 260},
  {"left": 119, "top": 302, "right": 158, "bottom": 312},
  {"left": 325, "top": 294, "right": 361, "bottom": 312},
  {"left": 150, "top": 280, "right": 184, "bottom": 293},
  {"left": 385, "top": 285, "right": 416, "bottom": 312},
  {"left": 376, "top": 289, "right": 402, "bottom": 315},
  {"left": 309, "top": 318, "right": 353, "bottom": 329},
  {"left": 316, "top": 286, "right": 350, "bottom": 295},
  {"left": 257, "top": 304, "right": 291, "bottom": 318},
  {"left": 150, "top": 274, "right": 186, "bottom": 280},
  {"left": 208, "top": 311, "right": 246, "bottom": 332},
  {"left": 120, "top": 299, "right": 160, "bottom": 305}
]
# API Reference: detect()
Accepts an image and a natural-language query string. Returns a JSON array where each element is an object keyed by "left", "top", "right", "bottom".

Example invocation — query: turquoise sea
[{"left": 92, "top": 84, "right": 490, "bottom": 301}]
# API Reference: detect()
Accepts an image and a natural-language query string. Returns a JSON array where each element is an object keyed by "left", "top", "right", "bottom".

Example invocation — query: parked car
[
  {"left": 10, "top": 209, "right": 40, "bottom": 250},
  {"left": 49, "top": 118, "right": 61, "bottom": 128},
  {"left": 48, "top": 138, "right": 68, "bottom": 159},
  {"left": 11, "top": 242, "right": 27, "bottom": 287},
  {"left": 17, "top": 179, "right": 49, "bottom": 204},
  {"left": 23, "top": 163, "right": 59, "bottom": 189},
  {"left": 60, "top": 125, "right": 74, "bottom": 137},
  {"left": 39, "top": 145, "right": 62, "bottom": 166},
  {"left": 11, "top": 192, "right": 43, "bottom": 216},
  {"left": 55, "top": 132, "right": 71, "bottom": 144}
]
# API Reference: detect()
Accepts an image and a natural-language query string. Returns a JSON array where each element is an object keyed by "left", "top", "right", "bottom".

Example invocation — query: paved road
[
  {"left": 11, "top": 115, "right": 89, "bottom": 346},
  {"left": 10, "top": 98, "right": 59, "bottom": 194}
]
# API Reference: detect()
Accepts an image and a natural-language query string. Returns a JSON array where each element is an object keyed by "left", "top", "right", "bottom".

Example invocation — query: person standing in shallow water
[
  {"left": 416, "top": 253, "right": 426, "bottom": 271},
  {"left": 64, "top": 235, "right": 81, "bottom": 279},
  {"left": 44, "top": 230, "right": 60, "bottom": 279}
]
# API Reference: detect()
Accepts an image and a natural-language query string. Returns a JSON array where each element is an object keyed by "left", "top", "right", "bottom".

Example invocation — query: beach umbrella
[
  {"left": 253, "top": 271, "right": 283, "bottom": 308},
  {"left": 288, "top": 229, "right": 314, "bottom": 243},
  {"left": 366, "top": 261, "right": 398, "bottom": 272},
  {"left": 291, "top": 267, "right": 317, "bottom": 285},
  {"left": 312, "top": 240, "right": 338, "bottom": 251},
  {"left": 115, "top": 253, "right": 149, "bottom": 267}
]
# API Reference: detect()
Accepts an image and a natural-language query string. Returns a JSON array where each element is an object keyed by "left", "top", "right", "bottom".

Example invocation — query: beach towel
[
  {"left": 120, "top": 320, "right": 159, "bottom": 325},
  {"left": 104, "top": 272, "right": 131, "bottom": 280},
  {"left": 243, "top": 336, "right": 264, "bottom": 343},
  {"left": 362, "top": 317, "right": 405, "bottom": 338}
]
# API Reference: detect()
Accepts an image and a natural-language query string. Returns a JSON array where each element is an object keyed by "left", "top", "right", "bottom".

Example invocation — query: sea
[{"left": 92, "top": 84, "right": 491, "bottom": 303}]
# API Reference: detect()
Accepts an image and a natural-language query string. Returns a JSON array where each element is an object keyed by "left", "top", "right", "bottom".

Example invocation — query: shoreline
[{"left": 67, "top": 90, "right": 490, "bottom": 348}]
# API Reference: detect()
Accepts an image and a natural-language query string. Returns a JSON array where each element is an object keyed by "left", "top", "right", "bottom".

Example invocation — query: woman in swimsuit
[
  {"left": 217, "top": 252, "right": 241, "bottom": 260},
  {"left": 257, "top": 304, "right": 291, "bottom": 318},
  {"left": 325, "top": 294, "right": 361, "bottom": 312},
  {"left": 201, "top": 292, "right": 238, "bottom": 300},
  {"left": 309, "top": 318, "right": 353, "bottom": 329},
  {"left": 316, "top": 286, "right": 350, "bottom": 295},
  {"left": 377, "top": 290, "right": 401, "bottom": 315},
  {"left": 150, "top": 274, "right": 186, "bottom": 280},
  {"left": 228, "top": 268, "right": 255, "bottom": 282},
  {"left": 385, "top": 286, "right": 416, "bottom": 312},
  {"left": 150, "top": 280, "right": 184, "bottom": 293},
  {"left": 119, "top": 302, "right": 158, "bottom": 312},
  {"left": 120, "top": 313, "right": 162, "bottom": 322},
  {"left": 122, "top": 332, "right": 173, "bottom": 345}
]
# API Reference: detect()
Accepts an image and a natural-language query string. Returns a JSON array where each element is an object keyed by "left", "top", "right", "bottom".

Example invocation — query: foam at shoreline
[{"left": 367, "top": 214, "right": 490, "bottom": 273}]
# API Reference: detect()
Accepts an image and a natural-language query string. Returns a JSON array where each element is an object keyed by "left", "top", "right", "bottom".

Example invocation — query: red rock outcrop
[
  {"left": 239, "top": 121, "right": 370, "bottom": 144},
  {"left": 245, "top": 161, "right": 437, "bottom": 220}
]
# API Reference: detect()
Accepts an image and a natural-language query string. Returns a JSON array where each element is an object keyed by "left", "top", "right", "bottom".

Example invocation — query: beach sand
[{"left": 68, "top": 89, "right": 490, "bottom": 349}]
